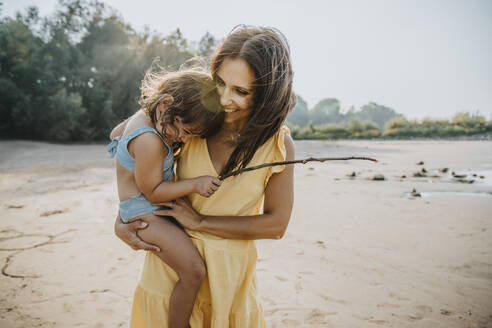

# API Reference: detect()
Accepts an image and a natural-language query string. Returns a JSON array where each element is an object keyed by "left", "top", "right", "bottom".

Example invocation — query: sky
[{"left": 3, "top": 0, "right": 492, "bottom": 119}]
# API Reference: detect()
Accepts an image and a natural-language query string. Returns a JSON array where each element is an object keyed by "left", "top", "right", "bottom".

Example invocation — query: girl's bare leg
[{"left": 136, "top": 214, "right": 205, "bottom": 328}]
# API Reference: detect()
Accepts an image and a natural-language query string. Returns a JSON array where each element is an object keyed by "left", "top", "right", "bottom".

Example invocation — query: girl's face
[
  {"left": 161, "top": 116, "right": 199, "bottom": 144},
  {"left": 170, "top": 117, "right": 200, "bottom": 143},
  {"left": 215, "top": 57, "right": 255, "bottom": 127}
]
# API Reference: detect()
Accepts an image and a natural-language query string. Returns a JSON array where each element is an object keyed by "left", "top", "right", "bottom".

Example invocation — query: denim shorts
[{"left": 119, "top": 193, "right": 167, "bottom": 223}]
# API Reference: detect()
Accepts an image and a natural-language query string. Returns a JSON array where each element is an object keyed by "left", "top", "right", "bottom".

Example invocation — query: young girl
[{"left": 108, "top": 69, "right": 223, "bottom": 328}]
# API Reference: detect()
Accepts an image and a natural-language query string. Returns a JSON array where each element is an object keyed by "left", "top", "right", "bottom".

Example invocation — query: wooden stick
[{"left": 219, "top": 156, "right": 378, "bottom": 180}]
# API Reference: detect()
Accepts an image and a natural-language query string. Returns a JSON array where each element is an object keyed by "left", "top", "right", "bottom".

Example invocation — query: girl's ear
[{"left": 158, "top": 94, "right": 174, "bottom": 111}]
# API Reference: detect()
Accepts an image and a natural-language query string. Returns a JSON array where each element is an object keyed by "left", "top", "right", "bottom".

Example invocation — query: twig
[{"left": 219, "top": 156, "right": 378, "bottom": 180}]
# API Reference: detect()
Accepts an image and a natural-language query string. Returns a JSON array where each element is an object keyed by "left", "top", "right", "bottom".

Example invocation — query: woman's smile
[{"left": 215, "top": 57, "right": 255, "bottom": 128}]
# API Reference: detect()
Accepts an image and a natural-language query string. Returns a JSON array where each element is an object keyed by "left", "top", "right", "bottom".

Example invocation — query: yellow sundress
[{"left": 130, "top": 126, "right": 290, "bottom": 328}]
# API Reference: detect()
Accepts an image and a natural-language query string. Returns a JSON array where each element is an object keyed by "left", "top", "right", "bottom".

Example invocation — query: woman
[{"left": 114, "top": 26, "right": 296, "bottom": 327}]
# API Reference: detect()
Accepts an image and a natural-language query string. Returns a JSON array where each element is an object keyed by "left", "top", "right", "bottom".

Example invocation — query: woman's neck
[
  {"left": 222, "top": 118, "right": 247, "bottom": 133},
  {"left": 219, "top": 121, "right": 244, "bottom": 142}
]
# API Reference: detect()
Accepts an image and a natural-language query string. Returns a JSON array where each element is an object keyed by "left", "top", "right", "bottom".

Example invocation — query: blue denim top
[
  {"left": 107, "top": 126, "right": 174, "bottom": 182},
  {"left": 107, "top": 126, "right": 174, "bottom": 222}
]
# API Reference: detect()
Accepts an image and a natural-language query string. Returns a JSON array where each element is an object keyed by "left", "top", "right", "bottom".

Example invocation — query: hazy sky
[{"left": 3, "top": 0, "right": 492, "bottom": 119}]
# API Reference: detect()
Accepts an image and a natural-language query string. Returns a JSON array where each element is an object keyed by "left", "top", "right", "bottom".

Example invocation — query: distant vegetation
[
  {"left": 0, "top": 0, "right": 218, "bottom": 141},
  {"left": 1, "top": 0, "right": 491, "bottom": 142},
  {"left": 381, "top": 112, "right": 492, "bottom": 138},
  {"left": 287, "top": 95, "right": 492, "bottom": 139}
]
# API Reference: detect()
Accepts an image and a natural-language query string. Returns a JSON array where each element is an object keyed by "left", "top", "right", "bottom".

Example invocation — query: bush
[{"left": 381, "top": 113, "right": 492, "bottom": 138}]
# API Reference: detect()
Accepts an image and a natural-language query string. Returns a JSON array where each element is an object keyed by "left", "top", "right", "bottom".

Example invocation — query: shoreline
[{"left": 1, "top": 132, "right": 491, "bottom": 145}]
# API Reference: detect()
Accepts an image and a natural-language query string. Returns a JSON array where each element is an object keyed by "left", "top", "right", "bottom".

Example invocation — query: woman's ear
[{"left": 158, "top": 94, "right": 174, "bottom": 111}]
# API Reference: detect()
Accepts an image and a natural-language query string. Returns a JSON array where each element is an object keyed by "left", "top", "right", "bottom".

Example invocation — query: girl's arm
[
  {"left": 133, "top": 133, "right": 221, "bottom": 203},
  {"left": 110, "top": 110, "right": 144, "bottom": 140},
  {"left": 154, "top": 135, "right": 295, "bottom": 240}
]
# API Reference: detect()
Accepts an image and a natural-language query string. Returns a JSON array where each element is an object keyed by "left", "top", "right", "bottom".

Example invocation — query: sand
[{"left": 0, "top": 139, "right": 491, "bottom": 327}]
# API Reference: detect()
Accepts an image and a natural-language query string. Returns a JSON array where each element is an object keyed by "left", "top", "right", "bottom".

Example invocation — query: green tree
[
  {"left": 311, "top": 98, "right": 341, "bottom": 124},
  {"left": 0, "top": 0, "right": 197, "bottom": 141},
  {"left": 198, "top": 31, "right": 218, "bottom": 57},
  {"left": 287, "top": 95, "right": 309, "bottom": 127},
  {"left": 357, "top": 102, "right": 400, "bottom": 130}
]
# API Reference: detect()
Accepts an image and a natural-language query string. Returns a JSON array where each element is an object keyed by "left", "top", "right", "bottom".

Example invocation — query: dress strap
[{"left": 125, "top": 126, "right": 163, "bottom": 143}]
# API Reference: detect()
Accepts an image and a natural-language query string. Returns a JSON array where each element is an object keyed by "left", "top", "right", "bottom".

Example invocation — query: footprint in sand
[
  {"left": 388, "top": 292, "right": 411, "bottom": 301},
  {"left": 387, "top": 305, "right": 432, "bottom": 322},
  {"left": 353, "top": 314, "right": 390, "bottom": 326},
  {"left": 319, "top": 294, "right": 347, "bottom": 305},
  {"left": 5, "top": 204, "right": 25, "bottom": 209},
  {"left": 391, "top": 314, "right": 424, "bottom": 322},
  {"left": 369, "top": 319, "right": 390, "bottom": 325},
  {"left": 281, "top": 318, "right": 301, "bottom": 325},
  {"left": 306, "top": 308, "right": 335, "bottom": 325},
  {"left": 40, "top": 209, "right": 66, "bottom": 217},
  {"left": 416, "top": 305, "right": 433, "bottom": 313},
  {"left": 264, "top": 307, "right": 298, "bottom": 315},
  {"left": 377, "top": 302, "right": 400, "bottom": 309},
  {"left": 440, "top": 309, "right": 453, "bottom": 316},
  {"left": 274, "top": 275, "right": 287, "bottom": 281}
]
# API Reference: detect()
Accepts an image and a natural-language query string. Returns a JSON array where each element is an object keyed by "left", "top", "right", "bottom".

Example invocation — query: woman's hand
[
  {"left": 114, "top": 214, "right": 161, "bottom": 252},
  {"left": 153, "top": 198, "right": 203, "bottom": 231}
]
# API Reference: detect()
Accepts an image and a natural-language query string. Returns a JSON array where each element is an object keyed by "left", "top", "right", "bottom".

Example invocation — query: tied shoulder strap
[{"left": 107, "top": 135, "right": 121, "bottom": 158}]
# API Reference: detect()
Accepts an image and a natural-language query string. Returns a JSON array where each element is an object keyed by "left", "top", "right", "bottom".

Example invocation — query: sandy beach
[{"left": 0, "top": 139, "right": 491, "bottom": 328}]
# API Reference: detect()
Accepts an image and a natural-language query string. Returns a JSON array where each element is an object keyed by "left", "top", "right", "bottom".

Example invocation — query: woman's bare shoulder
[{"left": 283, "top": 133, "right": 295, "bottom": 158}]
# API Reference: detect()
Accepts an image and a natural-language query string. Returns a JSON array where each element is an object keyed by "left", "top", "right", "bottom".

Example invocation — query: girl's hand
[
  {"left": 114, "top": 214, "right": 161, "bottom": 252},
  {"left": 153, "top": 198, "right": 203, "bottom": 231},
  {"left": 193, "top": 176, "right": 221, "bottom": 197}
]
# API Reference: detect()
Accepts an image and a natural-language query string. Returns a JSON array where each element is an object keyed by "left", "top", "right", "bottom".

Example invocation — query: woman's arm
[{"left": 155, "top": 134, "right": 295, "bottom": 240}]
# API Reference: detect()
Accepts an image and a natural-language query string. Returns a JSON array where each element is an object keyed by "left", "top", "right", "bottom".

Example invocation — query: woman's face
[{"left": 215, "top": 57, "right": 255, "bottom": 126}]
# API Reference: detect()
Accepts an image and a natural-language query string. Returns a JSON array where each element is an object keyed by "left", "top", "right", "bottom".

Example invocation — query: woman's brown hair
[
  {"left": 210, "top": 26, "right": 296, "bottom": 176},
  {"left": 139, "top": 68, "right": 223, "bottom": 149}
]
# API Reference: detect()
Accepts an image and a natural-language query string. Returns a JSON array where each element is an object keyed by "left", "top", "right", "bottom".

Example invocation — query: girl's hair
[
  {"left": 210, "top": 26, "right": 296, "bottom": 176},
  {"left": 139, "top": 67, "right": 223, "bottom": 149}
]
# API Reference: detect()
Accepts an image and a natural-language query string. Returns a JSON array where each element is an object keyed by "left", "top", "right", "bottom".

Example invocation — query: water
[{"left": 419, "top": 191, "right": 492, "bottom": 198}]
